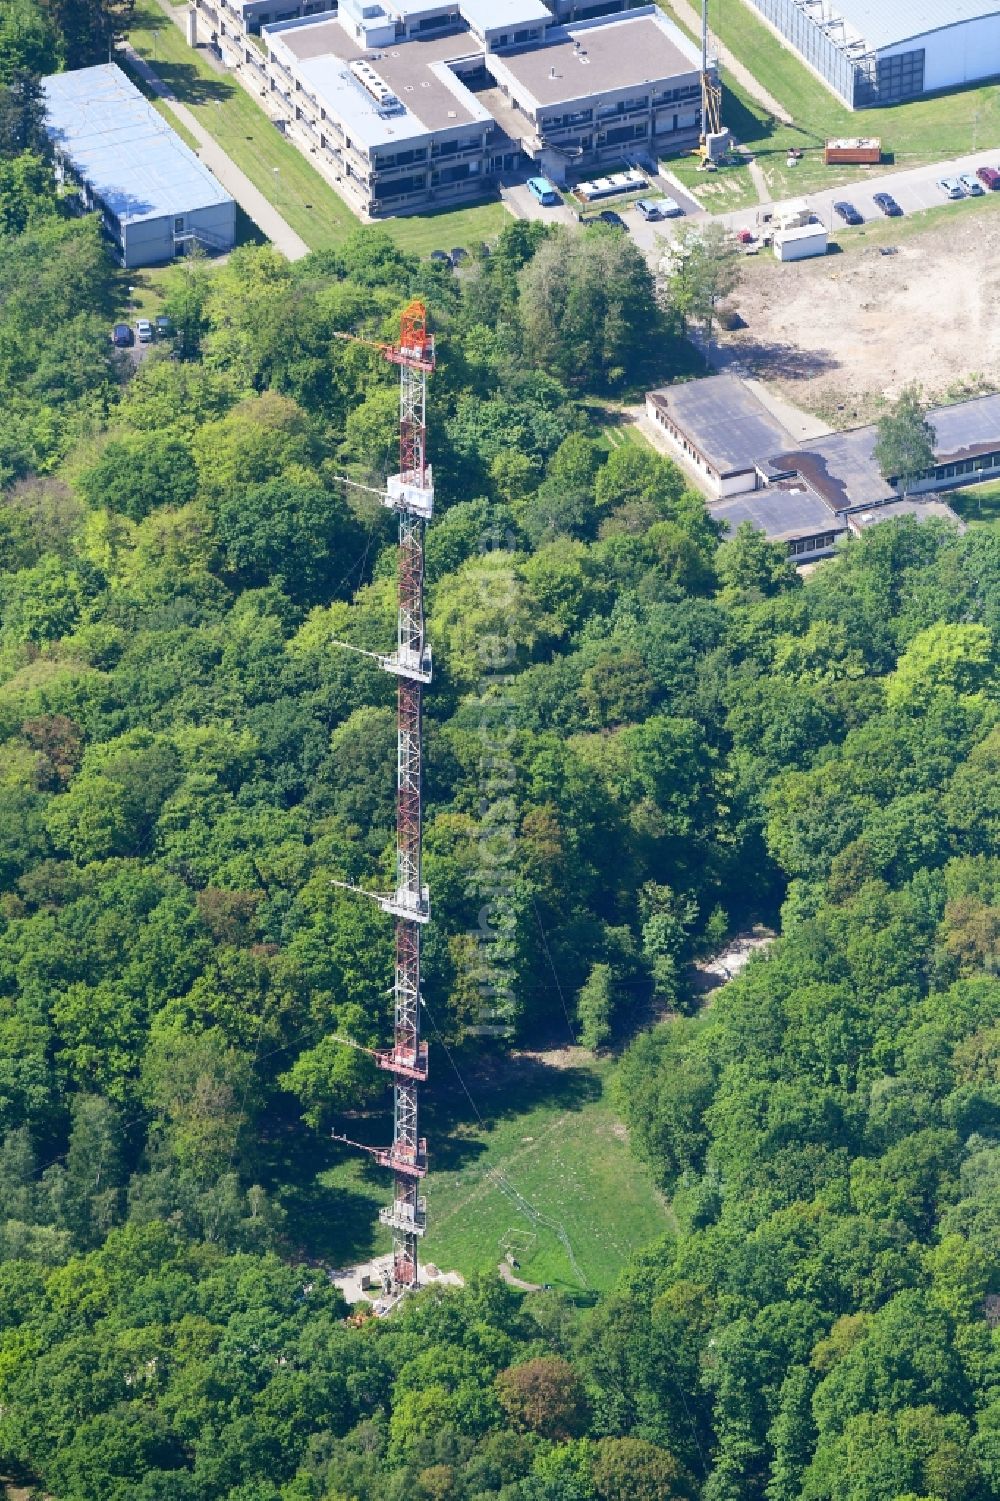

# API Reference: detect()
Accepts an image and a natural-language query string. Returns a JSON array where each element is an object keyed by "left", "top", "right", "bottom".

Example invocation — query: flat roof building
[
  {"left": 712, "top": 479, "right": 848, "bottom": 560},
  {"left": 484, "top": 9, "right": 702, "bottom": 174},
  {"left": 199, "top": 0, "right": 708, "bottom": 215},
  {"left": 42, "top": 63, "right": 235, "bottom": 267},
  {"left": 647, "top": 373, "right": 976, "bottom": 560},
  {"left": 646, "top": 375, "right": 797, "bottom": 498},
  {"left": 846, "top": 496, "right": 967, "bottom": 535},
  {"left": 746, "top": 0, "right": 1000, "bottom": 108}
]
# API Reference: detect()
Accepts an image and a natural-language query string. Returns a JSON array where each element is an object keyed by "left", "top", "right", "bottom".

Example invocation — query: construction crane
[
  {"left": 330, "top": 300, "right": 435, "bottom": 1296},
  {"left": 700, "top": 0, "right": 723, "bottom": 155}
]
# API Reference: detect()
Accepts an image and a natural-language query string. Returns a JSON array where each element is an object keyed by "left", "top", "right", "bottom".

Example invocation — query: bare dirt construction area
[{"left": 718, "top": 212, "right": 1000, "bottom": 426}]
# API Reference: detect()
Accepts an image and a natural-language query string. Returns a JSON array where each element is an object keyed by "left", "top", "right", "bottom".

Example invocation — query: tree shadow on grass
[
  {"left": 280, "top": 1164, "right": 387, "bottom": 1266},
  {"left": 148, "top": 56, "right": 234, "bottom": 108},
  {"left": 422, "top": 1054, "right": 604, "bottom": 1173}
]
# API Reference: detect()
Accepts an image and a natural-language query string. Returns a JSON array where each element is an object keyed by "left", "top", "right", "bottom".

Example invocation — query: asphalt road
[
  {"left": 501, "top": 144, "right": 1000, "bottom": 260},
  {"left": 695, "top": 144, "right": 1000, "bottom": 238}
]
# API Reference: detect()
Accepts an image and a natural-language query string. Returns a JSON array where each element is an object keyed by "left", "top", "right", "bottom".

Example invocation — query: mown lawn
[
  {"left": 388, "top": 201, "right": 513, "bottom": 257},
  {"left": 418, "top": 1055, "right": 672, "bottom": 1295},
  {"left": 657, "top": 0, "right": 1000, "bottom": 208},
  {"left": 949, "top": 478, "right": 1000, "bottom": 527},
  {"left": 126, "top": 1, "right": 512, "bottom": 257}
]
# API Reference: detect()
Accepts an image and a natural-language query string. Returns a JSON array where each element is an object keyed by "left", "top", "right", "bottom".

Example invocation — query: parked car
[
  {"left": 597, "top": 208, "right": 626, "bottom": 229},
  {"left": 976, "top": 165, "right": 1000, "bottom": 190},
  {"left": 135, "top": 318, "right": 154, "bottom": 343},
  {"left": 636, "top": 196, "right": 680, "bottom": 219},
  {"left": 937, "top": 177, "right": 964, "bottom": 199},
  {"left": 959, "top": 172, "right": 984, "bottom": 196},
  {"left": 155, "top": 314, "right": 174, "bottom": 337},
  {"left": 111, "top": 322, "right": 134, "bottom": 347},
  {"left": 873, "top": 192, "right": 902, "bottom": 217},
  {"left": 429, "top": 249, "right": 451, "bottom": 264},
  {"left": 449, "top": 246, "right": 469, "bottom": 266},
  {"left": 833, "top": 200, "right": 863, "bottom": 225},
  {"left": 526, "top": 175, "right": 560, "bottom": 206}
]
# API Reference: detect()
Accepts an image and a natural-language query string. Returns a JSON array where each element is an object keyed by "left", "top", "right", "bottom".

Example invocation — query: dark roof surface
[
  {"left": 711, "top": 483, "right": 847, "bottom": 543},
  {"left": 847, "top": 496, "right": 966, "bottom": 532},
  {"left": 655, "top": 378, "right": 1000, "bottom": 510},
  {"left": 650, "top": 374, "right": 796, "bottom": 478}
]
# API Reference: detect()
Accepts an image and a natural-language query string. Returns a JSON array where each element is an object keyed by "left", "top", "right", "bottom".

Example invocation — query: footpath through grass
[
  {"left": 126, "top": 0, "right": 511, "bottom": 257},
  {"left": 658, "top": 0, "right": 1000, "bottom": 209}
]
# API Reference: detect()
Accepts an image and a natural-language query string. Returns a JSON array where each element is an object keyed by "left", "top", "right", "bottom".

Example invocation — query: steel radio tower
[{"left": 331, "top": 300, "right": 435, "bottom": 1293}]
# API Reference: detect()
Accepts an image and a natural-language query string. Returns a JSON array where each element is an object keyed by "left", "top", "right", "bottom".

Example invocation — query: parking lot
[{"left": 699, "top": 143, "right": 1000, "bottom": 238}]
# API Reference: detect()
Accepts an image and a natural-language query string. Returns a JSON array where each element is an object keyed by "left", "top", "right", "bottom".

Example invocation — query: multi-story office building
[{"left": 193, "top": 0, "right": 706, "bottom": 215}]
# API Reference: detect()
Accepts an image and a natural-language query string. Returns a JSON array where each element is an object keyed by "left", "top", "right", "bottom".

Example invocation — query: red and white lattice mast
[{"left": 332, "top": 301, "right": 435, "bottom": 1292}]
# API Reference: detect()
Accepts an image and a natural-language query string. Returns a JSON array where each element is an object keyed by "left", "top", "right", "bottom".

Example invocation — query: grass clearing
[
  {"left": 949, "top": 479, "right": 1000, "bottom": 527},
  {"left": 267, "top": 1055, "right": 670, "bottom": 1292},
  {"left": 419, "top": 1055, "right": 671, "bottom": 1295},
  {"left": 658, "top": 0, "right": 1000, "bottom": 208},
  {"left": 388, "top": 201, "right": 512, "bottom": 257}
]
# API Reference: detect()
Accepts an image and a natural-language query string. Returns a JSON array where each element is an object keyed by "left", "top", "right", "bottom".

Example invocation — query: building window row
[
  {"left": 597, "top": 95, "right": 649, "bottom": 119},
  {"left": 932, "top": 452, "right": 1000, "bottom": 482},
  {"left": 788, "top": 532, "right": 838, "bottom": 556},
  {"left": 541, "top": 107, "right": 593, "bottom": 130},
  {"left": 653, "top": 83, "right": 700, "bottom": 104}
]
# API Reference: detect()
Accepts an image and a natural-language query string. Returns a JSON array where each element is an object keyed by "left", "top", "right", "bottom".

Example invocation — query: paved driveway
[{"left": 501, "top": 181, "right": 577, "bottom": 227}]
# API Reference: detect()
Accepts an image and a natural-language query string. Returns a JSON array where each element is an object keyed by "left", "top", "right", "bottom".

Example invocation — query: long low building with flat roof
[
  {"left": 42, "top": 63, "right": 235, "bottom": 267},
  {"left": 195, "top": 0, "right": 707, "bottom": 215},
  {"left": 646, "top": 374, "right": 798, "bottom": 498},
  {"left": 647, "top": 373, "right": 975, "bottom": 561}
]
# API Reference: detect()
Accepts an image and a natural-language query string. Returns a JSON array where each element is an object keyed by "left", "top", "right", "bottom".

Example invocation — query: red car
[{"left": 976, "top": 165, "right": 1000, "bottom": 190}]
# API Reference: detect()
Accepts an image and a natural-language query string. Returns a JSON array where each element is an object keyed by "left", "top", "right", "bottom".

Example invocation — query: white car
[
  {"left": 937, "top": 177, "right": 964, "bottom": 199},
  {"left": 135, "top": 318, "right": 154, "bottom": 343},
  {"left": 959, "top": 172, "right": 984, "bottom": 196}
]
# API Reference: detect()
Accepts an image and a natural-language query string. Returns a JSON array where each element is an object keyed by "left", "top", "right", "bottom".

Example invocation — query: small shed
[{"left": 773, "top": 222, "right": 828, "bottom": 262}]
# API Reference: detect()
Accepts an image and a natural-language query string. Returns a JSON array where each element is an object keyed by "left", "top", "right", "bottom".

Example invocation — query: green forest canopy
[{"left": 0, "top": 11, "right": 998, "bottom": 1496}]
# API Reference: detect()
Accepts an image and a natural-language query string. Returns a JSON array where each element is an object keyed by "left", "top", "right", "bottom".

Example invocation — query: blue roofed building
[{"left": 42, "top": 63, "right": 236, "bottom": 267}]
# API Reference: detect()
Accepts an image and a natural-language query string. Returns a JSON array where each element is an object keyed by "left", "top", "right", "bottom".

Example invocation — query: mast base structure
[
  {"left": 698, "top": 0, "right": 724, "bottom": 156},
  {"left": 331, "top": 301, "right": 436, "bottom": 1299}
]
